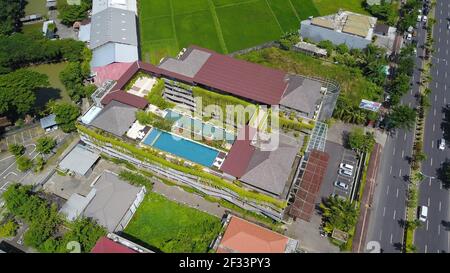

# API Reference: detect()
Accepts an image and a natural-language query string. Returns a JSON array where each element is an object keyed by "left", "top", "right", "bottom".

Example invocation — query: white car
[
  {"left": 439, "top": 139, "right": 446, "bottom": 150},
  {"left": 418, "top": 205, "right": 428, "bottom": 222},
  {"left": 417, "top": 15, "right": 422, "bottom": 22},
  {"left": 422, "top": 16, "right": 428, "bottom": 23},
  {"left": 338, "top": 168, "right": 353, "bottom": 177},
  {"left": 407, "top": 33, "right": 412, "bottom": 41},
  {"left": 334, "top": 181, "right": 349, "bottom": 191},
  {"left": 339, "top": 163, "right": 354, "bottom": 172}
]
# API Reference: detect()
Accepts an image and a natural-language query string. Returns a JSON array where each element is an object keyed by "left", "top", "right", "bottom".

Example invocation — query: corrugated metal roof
[
  {"left": 90, "top": 7, "right": 138, "bottom": 49},
  {"left": 192, "top": 46, "right": 288, "bottom": 105},
  {"left": 59, "top": 144, "right": 100, "bottom": 176},
  {"left": 40, "top": 114, "right": 57, "bottom": 129}
]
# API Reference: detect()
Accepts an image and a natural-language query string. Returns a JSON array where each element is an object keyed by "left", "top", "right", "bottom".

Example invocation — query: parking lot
[
  {"left": 320, "top": 141, "right": 359, "bottom": 200},
  {"left": 0, "top": 125, "right": 45, "bottom": 152}
]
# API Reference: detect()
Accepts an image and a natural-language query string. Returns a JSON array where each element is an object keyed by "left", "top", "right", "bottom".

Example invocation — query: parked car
[
  {"left": 338, "top": 168, "right": 353, "bottom": 177},
  {"left": 334, "top": 181, "right": 349, "bottom": 191},
  {"left": 418, "top": 205, "right": 428, "bottom": 222},
  {"left": 417, "top": 15, "right": 422, "bottom": 22},
  {"left": 339, "top": 163, "right": 354, "bottom": 172},
  {"left": 407, "top": 33, "right": 412, "bottom": 41},
  {"left": 422, "top": 15, "right": 428, "bottom": 23},
  {"left": 439, "top": 139, "right": 446, "bottom": 150}
]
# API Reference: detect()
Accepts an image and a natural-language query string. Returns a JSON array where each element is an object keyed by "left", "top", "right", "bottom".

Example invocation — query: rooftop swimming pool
[
  {"left": 165, "top": 110, "right": 235, "bottom": 144},
  {"left": 142, "top": 128, "right": 220, "bottom": 167}
]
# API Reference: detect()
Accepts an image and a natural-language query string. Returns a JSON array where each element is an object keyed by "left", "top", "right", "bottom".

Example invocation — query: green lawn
[
  {"left": 22, "top": 22, "right": 43, "bottom": 36},
  {"left": 139, "top": 0, "right": 323, "bottom": 63},
  {"left": 237, "top": 47, "right": 382, "bottom": 106},
  {"left": 124, "top": 192, "right": 222, "bottom": 253},
  {"left": 28, "top": 62, "right": 71, "bottom": 108},
  {"left": 311, "top": 0, "right": 369, "bottom": 15},
  {"left": 24, "top": 0, "right": 48, "bottom": 16}
]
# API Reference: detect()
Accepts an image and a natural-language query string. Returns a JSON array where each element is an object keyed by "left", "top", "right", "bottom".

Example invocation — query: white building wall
[{"left": 115, "top": 43, "right": 139, "bottom": 63}]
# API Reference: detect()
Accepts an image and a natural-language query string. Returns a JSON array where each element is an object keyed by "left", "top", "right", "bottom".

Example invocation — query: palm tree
[{"left": 319, "top": 195, "right": 358, "bottom": 234}]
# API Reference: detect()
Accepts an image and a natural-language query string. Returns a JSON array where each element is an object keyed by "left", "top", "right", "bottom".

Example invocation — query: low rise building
[
  {"left": 300, "top": 10, "right": 377, "bottom": 49},
  {"left": 216, "top": 215, "right": 298, "bottom": 253}
]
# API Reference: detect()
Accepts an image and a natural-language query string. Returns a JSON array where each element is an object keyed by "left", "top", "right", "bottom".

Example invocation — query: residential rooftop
[
  {"left": 59, "top": 144, "right": 100, "bottom": 176},
  {"left": 90, "top": 100, "right": 139, "bottom": 136},
  {"left": 308, "top": 10, "right": 377, "bottom": 39},
  {"left": 217, "top": 215, "right": 298, "bottom": 253}
]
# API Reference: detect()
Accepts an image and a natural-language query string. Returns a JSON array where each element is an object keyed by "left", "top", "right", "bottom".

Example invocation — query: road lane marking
[
  {"left": 429, "top": 178, "right": 432, "bottom": 186},
  {"left": 432, "top": 140, "right": 434, "bottom": 148},
  {"left": 379, "top": 230, "right": 382, "bottom": 241},
  {"left": 393, "top": 147, "right": 396, "bottom": 155},
  {"left": 433, "top": 124, "right": 436, "bottom": 132},
  {"left": 426, "top": 220, "right": 429, "bottom": 231},
  {"left": 390, "top": 234, "right": 393, "bottom": 244},
  {"left": 434, "top": 108, "right": 437, "bottom": 116},
  {"left": 431, "top": 157, "right": 433, "bottom": 167},
  {"left": 425, "top": 245, "right": 428, "bottom": 253},
  {"left": 438, "top": 225, "right": 441, "bottom": 235},
  {"left": 393, "top": 210, "right": 396, "bottom": 220},
  {"left": 428, "top": 197, "right": 430, "bottom": 207},
  {"left": 396, "top": 188, "right": 399, "bottom": 198},
  {"left": 0, "top": 155, "right": 14, "bottom": 162},
  {"left": 402, "top": 150, "right": 404, "bottom": 158},
  {"left": 439, "top": 201, "right": 442, "bottom": 212},
  {"left": 387, "top": 185, "right": 390, "bottom": 195},
  {"left": 399, "top": 169, "right": 402, "bottom": 177},
  {"left": 435, "top": 95, "right": 438, "bottom": 102},
  {"left": 390, "top": 166, "right": 392, "bottom": 174},
  {"left": 383, "top": 207, "right": 386, "bottom": 217},
  {"left": 404, "top": 133, "right": 407, "bottom": 141}
]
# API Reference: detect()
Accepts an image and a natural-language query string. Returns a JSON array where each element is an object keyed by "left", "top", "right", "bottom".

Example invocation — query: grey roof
[
  {"left": 90, "top": 7, "right": 138, "bottom": 49},
  {"left": 60, "top": 190, "right": 96, "bottom": 221},
  {"left": 84, "top": 171, "right": 143, "bottom": 232},
  {"left": 280, "top": 75, "right": 323, "bottom": 116},
  {"left": 40, "top": 114, "right": 57, "bottom": 129},
  {"left": 158, "top": 48, "right": 212, "bottom": 78},
  {"left": 59, "top": 144, "right": 100, "bottom": 176},
  {"left": 240, "top": 135, "right": 299, "bottom": 196},
  {"left": 90, "top": 100, "right": 138, "bottom": 136}
]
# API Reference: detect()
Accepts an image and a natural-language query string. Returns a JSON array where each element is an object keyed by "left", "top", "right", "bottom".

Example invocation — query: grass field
[
  {"left": 139, "top": 0, "right": 320, "bottom": 63},
  {"left": 124, "top": 192, "right": 222, "bottom": 253},
  {"left": 22, "top": 22, "right": 43, "bottom": 36},
  {"left": 29, "top": 62, "right": 71, "bottom": 108},
  {"left": 24, "top": 0, "right": 48, "bottom": 16},
  {"left": 237, "top": 47, "right": 382, "bottom": 106},
  {"left": 311, "top": 0, "right": 369, "bottom": 16}
]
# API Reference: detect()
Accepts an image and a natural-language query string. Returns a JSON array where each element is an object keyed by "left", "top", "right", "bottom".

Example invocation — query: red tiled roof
[
  {"left": 93, "top": 62, "right": 134, "bottom": 87},
  {"left": 220, "top": 126, "right": 256, "bottom": 178},
  {"left": 192, "top": 46, "right": 288, "bottom": 105},
  {"left": 289, "top": 150, "right": 329, "bottom": 221},
  {"left": 217, "top": 216, "right": 289, "bottom": 253},
  {"left": 91, "top": 237, "right": 137, "bottom": 253},
  {"left": 101, "top": 90, "right": 148, "bottom": 109}
]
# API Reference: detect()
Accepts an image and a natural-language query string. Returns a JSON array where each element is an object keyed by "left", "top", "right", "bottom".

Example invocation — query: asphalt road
[
  {"left": 366, "top": 10, "right": 428, "bottom": 253},
  {"left": 414, "top": 0, "right": 450, "bottom": 253}
]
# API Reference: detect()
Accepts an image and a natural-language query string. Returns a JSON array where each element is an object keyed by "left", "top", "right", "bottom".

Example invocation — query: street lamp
[{"left": 419, "top": 171, "right": 435, "bottom": 179}]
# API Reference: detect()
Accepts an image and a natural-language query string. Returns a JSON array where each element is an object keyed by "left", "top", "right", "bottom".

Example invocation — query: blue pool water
[
  {"left": 165, "top": 110, "right": 235, "bottom": 144},
  {"left": 143, "top": 128, "right": 219, "bottom": 167}
]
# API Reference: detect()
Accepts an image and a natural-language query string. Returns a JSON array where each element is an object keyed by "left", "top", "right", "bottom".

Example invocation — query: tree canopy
[
  {"left": 58, "top": 0, "right": 92, "bottom": 26},
  {"left": 0, "top": 33, "right": 87, "bottom": 73},
  {"left": 387, "top": 105, "right": 417, "bottom": 130},
  {"left": 36, "top": 136, "right": 57, "bottom": 154},
  {"left": 0, "top": 69, "right": 49, "bottom": 118},
  {"left": 49, "top": 102, "right": 80, "bottom": 132},
  {"left": 347, "top": 127, "right": 375, "bottom": 153},
  {"left": 8, "top": 143, "right": 25, "bottom": 157},
  {"left": 320, "top": 195, "right": 358, "bottom": 234},
  {"left": 0, "top": 0, "right": 25, "bottom": 35}
]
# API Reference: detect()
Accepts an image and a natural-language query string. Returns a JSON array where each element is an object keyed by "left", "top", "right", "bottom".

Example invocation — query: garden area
[
  {"left": 123, "top": 192, "right": 222, "bottom": 253},
  {"left": 29, "top": 62, "right": 72, "bottom": 108}
]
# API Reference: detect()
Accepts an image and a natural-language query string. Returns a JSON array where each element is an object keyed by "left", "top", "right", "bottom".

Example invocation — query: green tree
[
  {"left": 336, "top": 43, "right": 349, "bottom": 55},
  {"left": 8, "top": 143, "right": 25, "bottom": 157},
  {"left": 61, "top": 217, "right": 106, "bottom": 252},
  {"left": 347, "top": 127, "right": 375, "bottom": 153},
  {"left": 317, "top": 40, "right": 335, "bottom": 53},
  {"left": 278, "top": 32, "right": 300, "bottom": 50},
  {"left": 0, "top": 0, "right": 24, "bottom": 35},
  {"left": 59, "top": 62, "right": 89, "bottom": 102},
  {"left": 0, "top": 69, "right": 49, "bottom": 117},
  {"left": 34, "top": 156, "right": 46, "bottom": 173},
  {"left": 387, "top": 105, "right": 417, "bottom": 130},
  {"left": 16, "top": 156, "right": 33, "bottom": 172},
  {"left": 36, "top": 136, "right": 57, "bottom": 154},
  {"left": 319, "top": 195, "right": 358, "bottom": 234},
  {"left": 58, "top": 0, "right": 92, "bottom": 26},
  {"left": 50, "top": 102, "right": 80, "bottom": 132},
  {"left": 0, "top": 220, "right": 18, "bottom": 238},
  {"left": 438, "top": 160, "right": 450, "bottom": 189}
]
